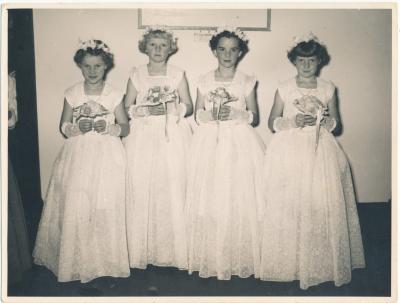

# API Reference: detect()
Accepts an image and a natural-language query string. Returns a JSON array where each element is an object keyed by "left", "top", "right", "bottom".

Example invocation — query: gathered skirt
[
  {"left": 260, "top": 126, "right": 365, "bottom": 289},
  {"left": 123, "top": 115, "right": 192, "bottom": 270},
  {"left": 186, "top": 121, "right": 266, "bottom": 279},
  {"left": 33, "top": 132, "right": 130, "bottom": 283}
]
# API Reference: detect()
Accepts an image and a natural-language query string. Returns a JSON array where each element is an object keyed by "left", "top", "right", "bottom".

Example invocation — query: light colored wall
[{"left": 33, "top": 8, "right": 392, "bottom": 202}]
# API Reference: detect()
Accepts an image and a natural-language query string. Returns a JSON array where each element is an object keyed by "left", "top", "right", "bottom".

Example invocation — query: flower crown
[
  {"left": 143, "top": 25, "right": 175, "bottom": 38},
  {"left": 212, "top": 26, "right": 248, "bottom": 43},
  {"left": 287, "top": 32, "right": 322, "bottom": 52},
  {"left": 77, "top": 39, "right": 111, "bottom": 54}
]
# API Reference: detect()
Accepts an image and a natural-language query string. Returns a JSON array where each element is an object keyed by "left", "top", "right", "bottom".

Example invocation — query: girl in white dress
[
  {"left": 123, "top": 26, "right": 193, "bottom": 270},
  {"left": 186, "top": 27, "right": 265, "bottom": 280},
  {"left": 33, "top": 40, "right": 130, "bottom": 283},
  {"left": 260, "top": 33, "right": 365, "bottom": 289}
]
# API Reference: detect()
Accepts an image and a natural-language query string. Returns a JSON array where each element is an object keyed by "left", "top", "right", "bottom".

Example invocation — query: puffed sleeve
[
  {"left": 277, "top": 81, "right": 286, "bottom": 102},
  {"left": 129, "top": 66, "right": 139, "bottom": 90},
  {"left": 111, "top": 89, "right": 125, "bottom": 112},
  {"left": 170, "top": 65, "right": 184, "bottom": 88},
  {"left": 197, "top": 74, "right": 207, "bottom": 95},
  {"left": 326, "top": 80, "right": 336, "bottom": 101},
  {"left": 276, "top": 83, "right": 286, "bottom": 100},
  {"left": 64, "top": 84, "right": 77, "bottom": 108},
  {"left": 244, "top": 73, "right": 257, "bottom": 96}
]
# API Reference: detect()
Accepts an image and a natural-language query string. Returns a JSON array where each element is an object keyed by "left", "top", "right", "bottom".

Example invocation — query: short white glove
[
  {"left": 128, "top": 105, "right": 150, "bottom": 119},
  {"left": 321, "top": 116, "right": 337, "bottom": 132},
  {"left": 107, "top": 124, "right": 122, "bottom": 137},
  {"left": 61, "top": 122, "right": 81, "bottom": 138},
  {"left": 195, "top": 109, "right": 214, "bottom": 125},
  {"left": 272, "top": 116, "right": 297, "bottom": 132},
  {"left": 228, "top": 108, "right": 253, "bottom": 124}
]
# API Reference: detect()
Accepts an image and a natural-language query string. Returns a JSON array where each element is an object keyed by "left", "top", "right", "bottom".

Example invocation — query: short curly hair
[
  {"left": 287, "top": 40, "right": 330, "bottom": 67},
  {"left": 138, "top": 30, "right": 178, "bottom": 55},
  {"left": 209, "top": 31, "right": 249, "bottom": 56},
  {"left": 73, "top": 40, "right": 114, "bottom": 72}
]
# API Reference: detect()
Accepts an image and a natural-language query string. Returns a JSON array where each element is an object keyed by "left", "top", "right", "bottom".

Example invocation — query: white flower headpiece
[
  {"left": 287, "top": 32, "right": 322, "bottom": 52},
  {"left": 212, "top": 26, "right": 248, "bottom": 43},
  {"left": 77, "top": 39, "right": 111, "bottom": 54},
  {"left": 143, "top": 25, "right": 175, "bottom": 38}
]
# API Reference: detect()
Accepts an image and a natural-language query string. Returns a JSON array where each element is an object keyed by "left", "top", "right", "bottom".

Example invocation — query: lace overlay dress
[
  {"left": 123, "top": 65, "right": 192, "bottom": 270},
  {"left": 260, "top": 77, "right": 365, "bottom": 289},
  {"left": 185, "top": 70, "right": 266, "bottom": 279},
  {"left": 33, "top": 82, "right": 130, "bottom": 283}
]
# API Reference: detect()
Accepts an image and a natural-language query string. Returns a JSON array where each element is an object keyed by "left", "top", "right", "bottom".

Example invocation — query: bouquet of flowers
[
  {"left": 208, "top": 87, "right": 238, "bottom": 120},
  {"left": 143, "top": 85, "right": 178, "bottom": 105},
  {"left": 138, "top": 85, "right": 179, "bottom": 141},
  {"left": 73, "top": 100, "right": 109, "bottom": 120},
  {"left": 293, "top": 95, "right": 327, "bottom": 151},
  {"left": 208, "top": 87, "right": 238, "bottom": 142}
]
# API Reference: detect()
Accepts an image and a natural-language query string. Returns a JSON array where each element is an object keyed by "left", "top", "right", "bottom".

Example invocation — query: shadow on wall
[{"left": 333, "top": 88, "right": 343, "bottom": 137}]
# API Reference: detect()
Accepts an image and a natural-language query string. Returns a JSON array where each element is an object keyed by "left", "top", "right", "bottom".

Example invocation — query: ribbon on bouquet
[
  {"left": 293, "top": 95, "right": 327, "bottom": 152},
  {"left": 208, "top": 87, "right": 238, "bottom": 143}
]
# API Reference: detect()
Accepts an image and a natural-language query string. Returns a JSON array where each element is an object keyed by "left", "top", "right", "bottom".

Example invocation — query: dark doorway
[{"left": 8, "top": 9, "right": 42, "bottom": 250}]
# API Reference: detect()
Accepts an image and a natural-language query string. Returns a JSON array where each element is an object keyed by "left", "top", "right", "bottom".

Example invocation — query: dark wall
[{"left": 8, "top": 9, "right": 42, "bottom": 248}]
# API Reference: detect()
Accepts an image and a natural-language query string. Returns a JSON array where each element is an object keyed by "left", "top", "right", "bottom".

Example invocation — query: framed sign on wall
[{"left": 138, "top": 9, "right": 271, "bottom": 31}]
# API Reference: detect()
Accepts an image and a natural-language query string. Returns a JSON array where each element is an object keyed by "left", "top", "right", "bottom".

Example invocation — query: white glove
[
  {"left": 128, "top": 105, "right": 150, "bottom": 119},
  {"left": 321, "top": 116, "right": 337, "bottom": 132},
  {"left": 197, "top": 108, "right": 253, "bottom": 124},
  {"left": 107, "top": 124, "right": 122, "bottom": 137},
  {"left": 272, "top": 116, "right": 297, "bottom": 132},
  {"left": 195, "top": 109, "right": 214, "bottom": 124},
  {"left": 227, "top": 107, "right": 253, "bottom": 124},
  {"left": 61, "top": 122, "right": 82, "bottom": 138}
]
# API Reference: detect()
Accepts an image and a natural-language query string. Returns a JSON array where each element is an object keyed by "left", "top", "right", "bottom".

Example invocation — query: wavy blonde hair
[{"left": 138, "top": 30, "right": 178, "bottom": 55}]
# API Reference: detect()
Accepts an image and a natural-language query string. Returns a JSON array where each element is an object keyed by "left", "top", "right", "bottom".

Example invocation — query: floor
[{"left": 7, "top": 203, "right": 391, "bottom": 298}]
